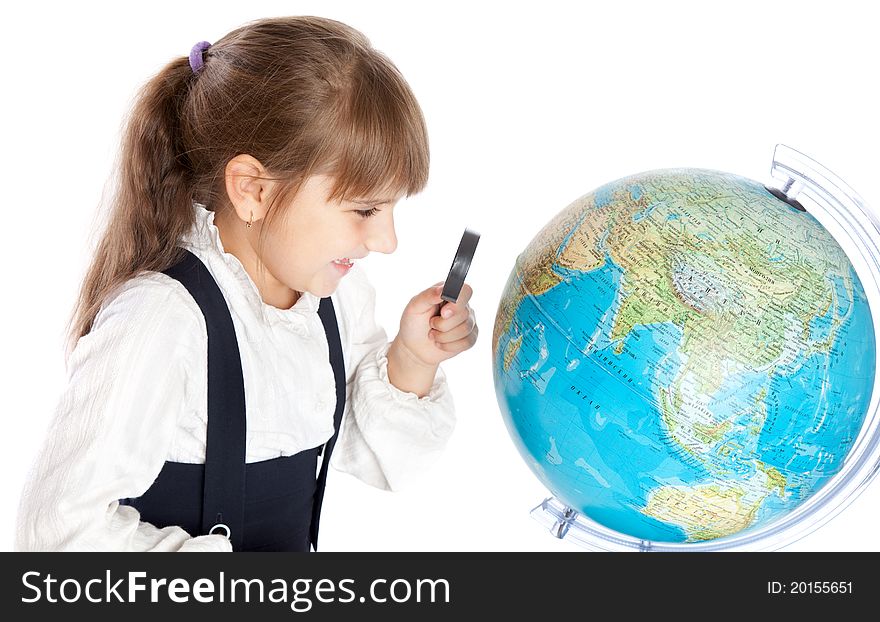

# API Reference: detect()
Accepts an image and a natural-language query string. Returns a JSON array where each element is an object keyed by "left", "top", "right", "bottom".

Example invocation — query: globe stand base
[
  {"left": 529, "top": 497, "right": 668, "bottom": 553},
  {"left": 530, "top": 497, "right": 656, "bottom": 552}
]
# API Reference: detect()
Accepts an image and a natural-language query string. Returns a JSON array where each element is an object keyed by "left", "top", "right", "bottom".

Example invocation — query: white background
[{"left": 3, "top": 0, "right": 879, "bottom": 552}]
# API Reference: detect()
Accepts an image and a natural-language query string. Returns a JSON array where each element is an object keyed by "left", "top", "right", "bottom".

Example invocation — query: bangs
[{"left": 312, "top": 52, "right": 429, "bottom": 203}]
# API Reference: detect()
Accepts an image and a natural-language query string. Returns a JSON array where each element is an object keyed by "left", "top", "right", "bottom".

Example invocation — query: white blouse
[{"left": 15, "top": 202, "right": 456, "bottom": 551}]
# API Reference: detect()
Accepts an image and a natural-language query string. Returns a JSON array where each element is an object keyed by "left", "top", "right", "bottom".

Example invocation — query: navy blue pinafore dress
[{"left": 119, "top": 249, "right": 345, "bottom": 552}]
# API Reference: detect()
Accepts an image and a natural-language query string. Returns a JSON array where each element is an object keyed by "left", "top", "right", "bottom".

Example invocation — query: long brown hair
[{"left": 65, "top": 16, "right": 429, "bottom": 361}]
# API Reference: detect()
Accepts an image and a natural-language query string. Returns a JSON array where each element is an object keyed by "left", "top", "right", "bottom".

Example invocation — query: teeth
[{"left": 333, "top": 258, "right": 353, "bottom": 266}]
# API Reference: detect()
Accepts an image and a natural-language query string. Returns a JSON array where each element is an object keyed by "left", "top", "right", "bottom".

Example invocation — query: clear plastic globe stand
[{"left": 530, "top": 145, "right": 880, "bottom": 551}]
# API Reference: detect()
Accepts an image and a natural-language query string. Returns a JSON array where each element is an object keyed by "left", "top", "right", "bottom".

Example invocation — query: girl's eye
[{"left": 356, "top": 207, "right": 382, "bottom": 219}]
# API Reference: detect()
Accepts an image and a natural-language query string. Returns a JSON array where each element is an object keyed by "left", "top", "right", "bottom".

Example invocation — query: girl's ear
[{"left": 224, "top": 154, "right": 275, "bottom": 222}]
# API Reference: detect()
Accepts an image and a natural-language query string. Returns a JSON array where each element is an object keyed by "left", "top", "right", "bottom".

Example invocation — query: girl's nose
[{"left": 366, "top": 214, "right": 398, "bottom": 254}]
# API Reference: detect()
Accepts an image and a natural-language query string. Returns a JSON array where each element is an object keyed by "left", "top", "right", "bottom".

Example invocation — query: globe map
[{"left": 492, "top": 169, "right": 876, "bottom": 543}]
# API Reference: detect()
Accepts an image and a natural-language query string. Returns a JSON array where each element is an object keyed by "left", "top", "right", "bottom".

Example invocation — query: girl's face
[{"left": 256, "top": 174, "right": 401, "bottom": 302}]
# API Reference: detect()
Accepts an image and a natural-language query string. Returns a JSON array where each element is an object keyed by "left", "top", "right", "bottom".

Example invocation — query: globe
[{"left": 492, "top": 166, "right": 877, "bottom": 548}]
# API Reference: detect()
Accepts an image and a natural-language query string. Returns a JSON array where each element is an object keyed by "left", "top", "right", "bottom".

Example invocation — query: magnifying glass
[{"left": 440, "top": 228, "right": 480, "bottom": 308}]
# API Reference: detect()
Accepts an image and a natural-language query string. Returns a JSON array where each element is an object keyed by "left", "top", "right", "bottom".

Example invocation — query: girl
[{"left": 15, "top": 16, "right": 477, "bottom": 552}]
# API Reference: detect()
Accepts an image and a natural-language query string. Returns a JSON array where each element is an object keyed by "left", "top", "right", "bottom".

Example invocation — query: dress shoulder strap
[{"left": 162, "top": 249, "right": 247, "bottom": 550}]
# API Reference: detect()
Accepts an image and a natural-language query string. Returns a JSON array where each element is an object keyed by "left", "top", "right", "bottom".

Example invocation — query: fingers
[
  {"left": 408, "top": 283, "right": 445, "bottom": 315},
  {"left": 431, "top": 322, "right": 479, "bottom": 352},
  {"left": 434, "top": 282, "right": 473, "bottom": 320},
  {"left": 426, "top": 281, "right": 478, "bottom": 353},
  {"left": 452, "top": 283, "right": 473, "bottom": 306},
  {"left": 431, "top": 301, "right": 468, "bottom": 330},
  {"left": 430, "top": 307, "right": 477, "bottom": 344}
]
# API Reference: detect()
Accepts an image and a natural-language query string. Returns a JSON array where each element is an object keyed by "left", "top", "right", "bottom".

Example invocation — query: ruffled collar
[{"left": 180, "top": 201, "right": 321, "bottom": 325}]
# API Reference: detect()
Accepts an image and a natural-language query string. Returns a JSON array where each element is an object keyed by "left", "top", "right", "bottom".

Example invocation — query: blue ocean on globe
[{"left": 492, "top": 169, "right": 876, "bottom": 543}]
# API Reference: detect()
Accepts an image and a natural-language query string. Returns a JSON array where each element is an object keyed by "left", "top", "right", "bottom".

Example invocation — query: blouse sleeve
[
  {"left": 15, "top": 274, "right": 231, "bottom": 552},
  {"left": 329, "top": 265, "right": 456, "bottom": 492}
]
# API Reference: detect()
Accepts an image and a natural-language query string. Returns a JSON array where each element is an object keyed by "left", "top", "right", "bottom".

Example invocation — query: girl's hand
[{"left": 386, "top": 282, "right": 478, "bottom": 396}]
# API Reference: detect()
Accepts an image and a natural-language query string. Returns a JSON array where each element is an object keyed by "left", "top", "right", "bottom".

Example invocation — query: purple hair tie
[{"left": 189, "top": 41, "right": 212, "bottom": 73}]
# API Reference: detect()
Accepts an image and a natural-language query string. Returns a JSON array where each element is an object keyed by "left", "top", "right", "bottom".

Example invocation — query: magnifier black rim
[{"left": 441, "top": 229, "right": 480, "bottom": 303}]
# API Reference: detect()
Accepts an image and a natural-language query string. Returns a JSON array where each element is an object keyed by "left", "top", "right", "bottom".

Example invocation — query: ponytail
[{"left": 64, "top": 58, "right": 196, "bottom": 360}]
